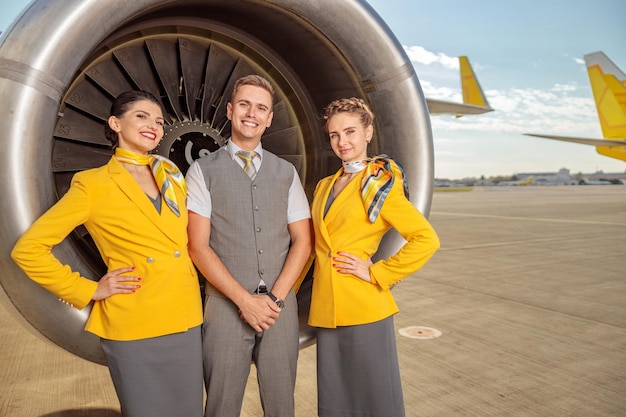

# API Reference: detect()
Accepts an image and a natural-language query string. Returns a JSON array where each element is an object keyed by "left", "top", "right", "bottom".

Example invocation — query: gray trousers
[
  {"left": 202, "top": 292, "right": 299, "bottom": 417},
  {"left": 101, "top": 326, "right": 203, "bottom": 417}
]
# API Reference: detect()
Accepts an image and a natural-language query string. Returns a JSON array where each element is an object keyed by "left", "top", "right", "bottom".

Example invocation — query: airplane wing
[
  {"left": 427, "top": 99, "right": 493, "bottom": 116},
  {"left": 524, "top": 133, "right": 626, "bottom": 147},
  {"left": 427, "top": 56, "right": 493, "bottom": 116}
]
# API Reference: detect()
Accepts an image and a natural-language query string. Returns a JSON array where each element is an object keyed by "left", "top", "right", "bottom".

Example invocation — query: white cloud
[
  {"left": 419, "top": 80, "right": 462, "bottom": 101},
  {"left": 430, "top": 82, "right": 599, "bottom": 136},
  {"left": 403, "top": 45, "right": 458, "bottom": 70},
  {"left": 551, "top": 83, "right": 578, "bottom": 92}
]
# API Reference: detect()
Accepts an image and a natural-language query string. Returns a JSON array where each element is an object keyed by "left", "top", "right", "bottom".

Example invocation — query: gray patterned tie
[{"left": 236, "top": 150, "right": 257, "bottom": 180}]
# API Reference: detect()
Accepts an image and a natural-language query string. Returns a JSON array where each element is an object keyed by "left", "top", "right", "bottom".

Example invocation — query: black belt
[{"left": 254, "top": 285, "right": 268, "bottom": 295}]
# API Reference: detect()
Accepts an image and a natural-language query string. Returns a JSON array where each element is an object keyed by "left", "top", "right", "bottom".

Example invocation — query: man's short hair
[{"left": 231, "top": 75, "right": 275, "bottom": 106}]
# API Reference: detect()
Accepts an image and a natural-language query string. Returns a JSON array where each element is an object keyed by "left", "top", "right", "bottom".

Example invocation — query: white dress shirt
[{"left": 186, "top": 140, "right": 311, "bottom": 224}]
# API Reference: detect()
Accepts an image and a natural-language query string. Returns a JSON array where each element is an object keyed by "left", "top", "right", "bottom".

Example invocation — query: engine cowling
[{"left": 0, "top": 0, "right": 433, "bottom": 364}]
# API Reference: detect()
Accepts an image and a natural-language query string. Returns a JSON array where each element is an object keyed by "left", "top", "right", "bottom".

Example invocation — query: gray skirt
[
  {"left": 316, "top": 316, "right": 405, "bottom": 417},
  {"left": 101, "top": 325, "right": 203, "bottom": 417}
]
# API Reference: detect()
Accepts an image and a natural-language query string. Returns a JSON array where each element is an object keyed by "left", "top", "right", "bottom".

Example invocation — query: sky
[{"left": 2, "top": 0, "right": 625, "bottom": 179}]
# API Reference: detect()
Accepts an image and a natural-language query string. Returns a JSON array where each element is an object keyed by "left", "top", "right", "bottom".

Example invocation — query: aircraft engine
[{"left": 0, "top": 0, "right": 434, "bottom": 364}]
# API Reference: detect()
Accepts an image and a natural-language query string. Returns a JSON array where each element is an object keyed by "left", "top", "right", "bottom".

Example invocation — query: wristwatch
[{"left": 268, "top": 291, "right": 285, "bottom": 308}]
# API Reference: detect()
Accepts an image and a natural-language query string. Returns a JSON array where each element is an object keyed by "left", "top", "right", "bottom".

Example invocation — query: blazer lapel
[
  {"left": 107, "top": 158, "right": 180, "bottom": 245},
  {"left": 323, "top": 170, "right": 363, "bottom": 222},
  {"left": 313, "top": 171, "right": 345, "bottom": 247}
]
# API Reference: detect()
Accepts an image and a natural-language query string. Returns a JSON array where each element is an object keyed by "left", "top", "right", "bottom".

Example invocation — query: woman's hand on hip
[
  {"left": 93, "top": 266, "right": 141, "bottom": 300},
  {"left": 333, "top": 252, "right": 373, "bottom": 283}
]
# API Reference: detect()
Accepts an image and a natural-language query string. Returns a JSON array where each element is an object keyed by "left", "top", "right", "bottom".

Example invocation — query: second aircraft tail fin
[
  {"left": 425, "top": 55, "right": 493, "bottom": 116},
  {"left": 459, "top": 55, "right": 491, "bottom": 108}
]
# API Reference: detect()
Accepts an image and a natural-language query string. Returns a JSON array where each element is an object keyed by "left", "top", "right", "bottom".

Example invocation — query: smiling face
[
  {"left": 107, "top": 99, "right": 165, "bottom": 154},
  {"left": 227, "top": 84, "right": 274, "bottom": 150},
  {"left": 327, "top": 112, "right": 373, "bottom": 163}
]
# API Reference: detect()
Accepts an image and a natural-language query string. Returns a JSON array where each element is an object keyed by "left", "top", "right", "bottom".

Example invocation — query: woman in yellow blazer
[
  {"left": 309, "top": 98, "right": 440, "bottom": 417},
  {"left": 11, "top": 91, "right": 203, "bottom": 417}
]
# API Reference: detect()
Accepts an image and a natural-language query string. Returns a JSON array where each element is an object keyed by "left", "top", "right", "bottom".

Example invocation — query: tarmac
[{"left": 1, "top": 185, "right": 625, "bottom": 417}]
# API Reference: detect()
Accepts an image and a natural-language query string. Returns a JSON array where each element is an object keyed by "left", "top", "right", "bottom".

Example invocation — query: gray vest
[{"left": 197, "top": 147, "right": 294, "bottom": 296}]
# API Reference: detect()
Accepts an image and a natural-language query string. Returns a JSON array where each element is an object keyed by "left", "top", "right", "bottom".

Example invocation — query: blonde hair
[
  {"left": 231, "top": 74, "right": 275, "bottom": 105},
  {"left": 322, "top": 97, "right": 374, "bottom": 133}
]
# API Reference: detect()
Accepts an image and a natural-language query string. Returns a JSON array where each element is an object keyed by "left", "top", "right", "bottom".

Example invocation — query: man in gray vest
[{"left": 186, "top": 75, "right": 313, "bottom": 417}]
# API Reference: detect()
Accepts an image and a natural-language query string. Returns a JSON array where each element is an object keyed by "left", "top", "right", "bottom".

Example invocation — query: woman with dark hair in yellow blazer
[
  {"left": 309, "top": 98, "right": 440, "bottom": 417},
  {"left": 11, "top": 91, "right": 203, "bottom": 417}
]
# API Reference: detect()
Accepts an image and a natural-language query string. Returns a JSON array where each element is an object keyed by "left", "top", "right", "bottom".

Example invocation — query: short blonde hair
[
  {"left": 322, "top": 97, "right": 374, "bottom": 132},
  {"left": 231, "top": 75, "right": 275, "bottom": 106}
]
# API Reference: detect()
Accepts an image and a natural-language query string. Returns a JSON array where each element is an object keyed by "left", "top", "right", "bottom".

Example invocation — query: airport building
[
  {"left": 437, "top": 168, "right": 626, "bottom": 187},
  {"left": 515, "top": 168, "right": 574, "bottom": 185}
]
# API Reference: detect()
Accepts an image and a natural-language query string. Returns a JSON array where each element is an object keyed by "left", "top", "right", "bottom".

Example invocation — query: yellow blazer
[
  {"left": 11, "top": 157, "right": 202, "bottom": 340},
  {"left": 309, "top": 161, "right": 440, "bottom": 328}
]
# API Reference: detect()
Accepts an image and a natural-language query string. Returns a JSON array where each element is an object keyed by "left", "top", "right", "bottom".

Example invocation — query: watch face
[{"left": 268, "top": 292, "right": 284, "bottom": 308}]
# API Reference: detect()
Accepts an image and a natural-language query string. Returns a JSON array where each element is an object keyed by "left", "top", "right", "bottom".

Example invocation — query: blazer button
[
  {"left": 258, "top": 249, "right": 264, "bottom": 254},
  {"left": 256, "top": 227, "right": 261, "bottom": 233},
  {"left": 147, "top": 257, "right": 154, "bottom": 263},
  {"left": 174, "top": 251, "right": 181, "bottom": 257},
  {"left": 328, "top": 252, "right": 332, "bottom": 257}
]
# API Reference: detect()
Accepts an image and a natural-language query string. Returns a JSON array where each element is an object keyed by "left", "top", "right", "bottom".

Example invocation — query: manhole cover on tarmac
[{"left": 399, "top": 326, "right": 442, "bottom": 340}]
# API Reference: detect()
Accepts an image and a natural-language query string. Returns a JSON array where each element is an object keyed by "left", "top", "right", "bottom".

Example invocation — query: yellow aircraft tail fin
[
  {"left": 525, "top": 51, "right": 626, "bottom": 163},
  {"left": 585, "top": 52, "right": 626, "bottom": 138},
  {"left": 584, "top": 51, "right": 626, "bottom": 161},
  {"left": 459, "top": 55, "right": 490, "bottom": 108},
  {"left": 426, "top": 55, "right": 493, "bottom": 116}
]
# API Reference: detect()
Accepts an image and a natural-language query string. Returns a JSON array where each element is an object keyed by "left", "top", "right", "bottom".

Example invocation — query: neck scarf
[
  {"left": 342, "top": 159, "right": 368, "bottom": 173},
  {"left": 115, "top": 148, "right": 186, "bottom": 216},
  {"left": 359, "top": 155, "right": 409, "bottom": 223}
]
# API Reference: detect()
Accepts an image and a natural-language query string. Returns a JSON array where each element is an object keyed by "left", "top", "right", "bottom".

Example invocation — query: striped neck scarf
[
  {"left": 114, "top": 148, "right": 186, "bottom": 216},
  {"left": 359, "top": 155, "right": 409, "bottom": 223}
]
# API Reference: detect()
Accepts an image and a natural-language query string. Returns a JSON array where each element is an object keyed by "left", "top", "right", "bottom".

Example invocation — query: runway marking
[
  {"left": 399, "top": 326, "right": 442, "bottom": 340},
  {"left": 431, "top": 212, "right": 626, "bottom": 227},
  {"left": 436, "top": 234, "right": 581, "bottom": 251}
]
